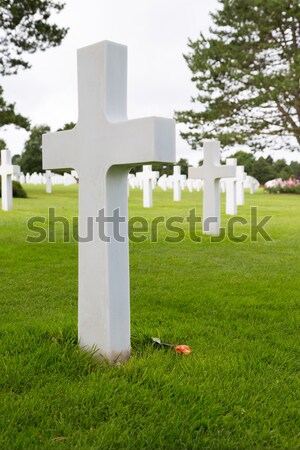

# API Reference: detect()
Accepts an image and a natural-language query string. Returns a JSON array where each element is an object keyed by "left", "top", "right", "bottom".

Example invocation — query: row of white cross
[
  {"left": 2, "top": 40, "right": 260, "bottom": 363},
  {"left": 0, "top": 151, "right": 257, "bottom": 213},
  {"left": 15, "top": 170, "right": 78, "bottom": 187},
  {"left": 131, "top": 162, "right": 258, "bottom": 204}
]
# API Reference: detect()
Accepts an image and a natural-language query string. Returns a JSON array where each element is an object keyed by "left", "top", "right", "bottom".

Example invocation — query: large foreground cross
[
  {"left": 188, "top": 141, "right": 235, "bottom": 235},
  {"left": 42, "top": 41, "right": 175, "bottom": 362}
]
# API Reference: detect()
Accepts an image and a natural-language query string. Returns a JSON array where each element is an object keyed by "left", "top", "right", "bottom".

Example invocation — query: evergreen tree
[
  {"left": 175, "top": 0, "right": 300, "bottom": 152},
  {"left": 19, "top": 124, "right": 50, "bottom": 174},
  {"left": 0, "top": 1, "right": 68, "bottom": 130}
]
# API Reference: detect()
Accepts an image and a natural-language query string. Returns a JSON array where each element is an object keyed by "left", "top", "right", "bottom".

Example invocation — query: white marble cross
[
  {"left": 136, "top": 165, "right": 159, "bottom": 208},
  {"left": 42, "top": 41, "right": 175, "bottom": 363},
  {"left": 170, "top": 165, "right": 186, "bottom": 201},
  {"left": 188, "top": 141, "right": 235, "bottom": 235},
  {"left": 246, "top": 175, "right": 259, "bottom": 194},
  {"left": 44, "top": 170, "right": 53, "bottom": 194},
  {"left": 0, "top": 150, "right": 20, "bottom": 211},
  {"left": 236, "top": 166, "right": 246, "bottom": 206},
  {"left": 158, "top": 174, "right": 168, "bottom": 191},
  {"left": 225, "top": 158, "right": 237, "bottom": 215}
]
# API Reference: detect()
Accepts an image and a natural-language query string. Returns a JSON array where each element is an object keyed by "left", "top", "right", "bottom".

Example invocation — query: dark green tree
[
  {"left": 273, "top": 158, "right": 290, "bottom": 179},
  {"left": 289, "top": 161, "right": 300, "bottom": 178},
  {"left": 19, "top": 124, "right": 50, "bottom": 174},
  {"left": 176, "top": 158, "right": 189, "bottom": 176},
  {"left": 252, "top": 157, "right": 275, "bottom": 184},
  {"left": 231, "top": 151, "right": 256, "bottom": 174},
  {"left": 0, "top": 139, "right": 6, "bottom": 151},
  {"left": 57, "top": 122, "right": 75, "bottom": 132},
  {"left": 175, "top": 0, "right": 300, "bottom": 152},
  {"left": 12, "top": 154, "right": 21, "bottom": 165},
  {"left": 0, "top": 0, "right": 68, "bottom": 130},
  {"left": 0, "top": 0, "right": 68, "bottom": 76}
]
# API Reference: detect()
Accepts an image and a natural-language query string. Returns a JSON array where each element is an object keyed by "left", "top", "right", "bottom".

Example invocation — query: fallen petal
[{"left": 175, "top": 345, "right": 191, "bottom": 355}]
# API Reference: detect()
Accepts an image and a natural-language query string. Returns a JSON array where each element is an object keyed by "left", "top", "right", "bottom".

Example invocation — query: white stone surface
[
  {"left": 220, "top": 179, "right": 226, "bottom": 193},
  {"left": 20, "top": 173, "right": 25, "bottom": 184},
  {"left": 236, "top": 166, "right": 246, "bottom": 206},
  {"left": 169, "top": 165, "right": 186, "bottom": 201},
  {"left": 225, "top": 158, "right": 237, "bottom": 215},
  {"left": 136, "top": 165, "right": 159, "bottom": 208},
  {"left": 186, "top": 178, "right": 194, "bottom": 192},
  {"left": 63, "top": 172, "right": 77, "bottom": 186},
  {"left": 45, "top": 170, "right": 53, "bottom": 194},
  {"left": 188, "top": 140, "right": 236, "bottom": 235},
  {"left": 245, "top": 175, "right": 259, "bottom": 194},
  {"left": 158, "top": 174, "right": 168, "bottom": 191},
  {"left": 0, "top": 150, "right": 20, "bottom": 211},
  {"left": 42, "top": 40, "right": 175, "bottom": 363},
  {"left": 71, "top": 170, "right": 79, "bottom": 179},
  {"left": 128, "top": 173, "right": 137, "bottom": 190}
]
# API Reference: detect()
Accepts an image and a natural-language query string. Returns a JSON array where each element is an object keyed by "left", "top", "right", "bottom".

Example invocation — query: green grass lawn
[{"left": 0, "top": 185, "right": 299, "bottom": 449}]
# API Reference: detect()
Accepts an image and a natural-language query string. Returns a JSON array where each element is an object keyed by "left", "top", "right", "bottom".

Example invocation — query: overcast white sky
[{"left": 1, "top": 0, "right": 299, "bottom": 165}]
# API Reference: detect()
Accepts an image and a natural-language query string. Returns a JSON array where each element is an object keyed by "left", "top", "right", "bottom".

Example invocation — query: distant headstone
[
  {"left": 170, "top": 165, "right": 186, "bottom": 201},
  {"left": 45, "top": 170, "right": 53, "bottom": 194},
  {"left": 42, "top": 41, "right": 175, "bottom": 362},
  {"left": 225, "top": 158, "right": 237, "bottom": 215},
  {"left": 245, "top": 175, "right": 259, "bottom": 194},
  {"left": 158, "top": 174, "right": 168, "bottom": 191},
  {"left": 29, "top": 172, "right": 39, "bottom": 184},
  {"left": 189, "top": 140, "right": 235, "bottom": 235},
  {"left": 136, "top": 165, "right": 159, "bottom": 208},
  {"left": 186, "top": 178, "right": 194, "bottom": 192},
  {"left": 0, "top": 150, "right": 20, "bottom": 211},
  {"left": 236, "top": 166, "right": 246, "bottom": 206}
]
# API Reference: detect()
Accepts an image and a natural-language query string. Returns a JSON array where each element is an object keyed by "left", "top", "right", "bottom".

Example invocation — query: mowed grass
[{"left": 0, "top": 184, "right": 299, "bottom": 450}]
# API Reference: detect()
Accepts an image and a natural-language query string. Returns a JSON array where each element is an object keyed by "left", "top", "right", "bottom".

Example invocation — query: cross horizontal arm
[
  {"left": 189, "top": 165, "right": 236, "bottom": 180},
  {"left": 42, "top": 128, "right": 78, "bottom": 170},
  {"left": 215, "top": 165, "right": 236, "bottom": 179},
  {"left": 0, "top": 165, "right": 20, "bottom": 176},
  {"left": 188, "top": 166, "right": 205, "bottom": 179},
  {"left": 107, "top": 116, "right": 176, "bottom": 166}
]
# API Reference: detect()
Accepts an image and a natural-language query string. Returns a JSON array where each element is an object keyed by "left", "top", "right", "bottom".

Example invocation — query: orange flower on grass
[{"left": 175, "top": 345, "right": 191, "bottom": 355}]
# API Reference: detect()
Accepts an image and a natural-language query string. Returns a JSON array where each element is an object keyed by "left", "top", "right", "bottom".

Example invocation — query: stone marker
[
  {"left": 42, "top": 41, "right": 175, "bottom": 362},
  {"left": 225, "top": 158, "right": 237, "bottom": 215},
  {"left": 158, "top": 174, "right": 168, "bottom": 191},
  {"left": 45, "top": 170, "right": 53, "bottom": 194},
  {"left": 188, "top": 140, "right": 235, "bottom": 235},
  {"left": 0, "top": 150, "right": 20, "bottom": 211},
  {"left": 236, "top": 165, "right": 246, "bottom": 206},
  {"left": 245, "top": 175, "right": 259, "bottom": 194},
  {"left": 136, "top": 165, "right": 159, "bottom": 208},
  {"left": 170, "top": 165, "right": 186, "bottom": 201}
]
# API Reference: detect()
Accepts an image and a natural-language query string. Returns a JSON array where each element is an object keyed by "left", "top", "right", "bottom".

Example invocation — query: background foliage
[{"left": 175, "top": 0, "right": 300, "bottom": 152}]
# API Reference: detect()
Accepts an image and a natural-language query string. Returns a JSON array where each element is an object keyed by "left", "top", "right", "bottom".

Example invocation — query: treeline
[
  {"left": 232, "top": 151, "right": 300, "bottom": 184},
  {"left": 6, "top": 124, "right": 300, "bottom": 185},
  {"left": 131, "top": 151, "right": 300, "bottom": 185}
]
